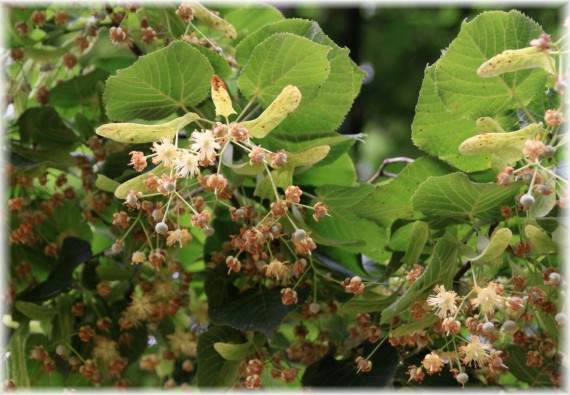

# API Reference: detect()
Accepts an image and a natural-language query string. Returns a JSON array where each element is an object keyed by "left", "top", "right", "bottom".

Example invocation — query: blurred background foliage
[{"left": 279, "top": 5, "right": 562, "bottom": 180}]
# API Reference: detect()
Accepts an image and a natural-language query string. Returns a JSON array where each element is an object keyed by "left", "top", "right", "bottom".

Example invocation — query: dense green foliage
[{"left": 4, "top": 3, "right": 566, "bottom": 390}]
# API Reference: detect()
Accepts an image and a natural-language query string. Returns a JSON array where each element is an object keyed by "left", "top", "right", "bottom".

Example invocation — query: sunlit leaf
[
  {"left": 411, "top": 173, "right": 522, "bottom": 227},
  {"left": 435, "top": 10, "right": 549, "bottom": 119},
  {"left": 238, "top": 33, "right": 331, "bottom": 108},
  {"left": 402, "top": 221, "right": 429, "bottom": 266},
  {"left": 104, "top": 41, "right": 214, "bottom": 121}
]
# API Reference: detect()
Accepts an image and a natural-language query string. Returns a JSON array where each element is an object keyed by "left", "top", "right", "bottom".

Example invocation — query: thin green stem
[
  {"left": 302, "top": 191, "right": 318, "bottom": 199},
  {"left": 183, "top": 18, "right": 192, "bottom": 37},
  {"left": 451, "top": 336, "right": 462, "bottom": 372},
  {"left": 499, "top": 79, "right": 536, "bottom": 123},
  {"left": 140, "top": 192, "right": 163, "bottom": 198},
  {"left": 120, "top": 215, "right": 141, "bottom": 242},
  {"left": 553, "top": 33, "right": 569, "bottom": 47},
  {"left": 236, "top": 95, "right": 258, "bottom": 123},
  {"left": 282, "top": 238, "right": 299, "bottom": 259},
  {"left": 535, "top": 162, "right": 568, "bottom": 184},
  {"left": 162, "top": 193, "right": 174, "bottom": 222},
  {"left": 364, "top": 335, "right": 388, "bottom": 361},
  {"left": 255, "top": 211, "right": 273, "bottom": 229},
  {"left": 85, "top": 294, "right": 102, "bottom": 320},
  {"left": 190, "top": 21, "right": 218, "bottom": 51},
  {"left": 62, "top": 341, "right": 86, "bottom": 364},
  {"left": 292, "top": 267, "right": 311, "bottom": 290},
  {"left": 139, "top": 220, "right": 154, "bottom": 250},
  {"left": 294, "top": 203, "right": 316, "bottom": 211},
  {"left": 311, "top": 256, "right": 318, "bottom": 303},
  {"left": 527, "top": 162, "right": 540, "bottom": 193},
  {"left": 217, "top": 141, "right": 229, "bottom": 174},
  {"left": 240, "top": 104, "right": 262, "bottom": 122},
  {"left": 232, "top": 140, "right": 254, "bottom": 153},
  {"left": 453, "top": 290, "right": 475, "bottom": 320},
  {"left": 174, "top": 190, "right": 199, "bottom": 215},
  {"left": 262, "top": 163, "right": 281, "bottom": 201},
  {"left": 285, "top": 212, "right": 299, "bottom": 230}
]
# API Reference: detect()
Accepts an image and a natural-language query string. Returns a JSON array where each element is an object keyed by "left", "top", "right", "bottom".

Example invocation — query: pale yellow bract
[
  {"left": 211, "top": 75, "right": 236, "bottom": 118},
  {"left": 242, "top": 85, "right": 302, "bottom": 138},
  {"left": 95, "top": 113, "right": 200, "bottom": 144},
  {"left": 477, "top": 46, "right": 556, "bottom": 77},
  {"left": 190, "top": 1, "right": 237, "bottom": 40},
  {"left": 458, "top": 122, "right": 542, "bottom": 165}
]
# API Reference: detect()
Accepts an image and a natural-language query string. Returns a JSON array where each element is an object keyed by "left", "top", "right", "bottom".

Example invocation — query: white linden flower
[
  {"left": 174, "top": 150, "right": 200, "bottom": 178},
  {"left": 426, "top": 284, "right": 458, "bottom": 318},
  {"left": 459, "top": 336, "right": 492, "bottom": 367},
  {"left": 471, "top": 282, "right": 504, "bottom": 315},
  {"left": 151, "top": 137, "right": 177, "bottom": 168},
  {"left": 191, "top": 130, "right": 221, "bottom": 161}
]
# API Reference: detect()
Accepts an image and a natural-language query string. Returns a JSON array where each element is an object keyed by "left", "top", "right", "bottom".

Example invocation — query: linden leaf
[
  {"left": 525, "top": 225, "right": 558, "bottom": 254},
  {"left": 411, "top": 173, "right": 522, "bottom": 227},
  {"left": 458, "top": 123, "right": 542, "bottom": 165},
  {"left": 340, "top": 292, "right": 399, "bottom": 315},
  {"left": 9, "top": 326, "right": 30, "bottom": 388},
  {"left": 104, "top": 41, "right": 213, "bottom": 121},
  {"left": 461, "top": 228, "right": 512, "bottom": 265},
  {"left": 234, "top": 19, "right": 364, "bottom": 134},
  {"left": 190, "top": 2, "right": 237, "bottom": 40},
  {"left": 96, "top": 265, "right": 134, "bottom": 281},
  {"left": 14, "top": 301, "right": 58, "bottom": 321},
  {"left": 301, "top": 341, "right": 399, "bottom": 387},
  {"left": 402, "top": 221, "right": 429, "bottom": 266},
  {"left": 411, "top": 65, "right": 490, "bottom": 172},
  {"left": 223, "top": 5, "right": 284, "bottom": 46},
  {"left": 238, "top": 33, "right": 331, "bottom": 108},
  {"left": 241, "top": 85, "right": 302, "bottom": 138},
  {"left": 435, "top": 10, "right": 549, "bottom": 119},
  {"left": 209, "top": 287, "right": 309, "bottom": 339},
  {"left": 197, "top": 326, "right": 245, "bottom": 387},
  {"left": 477, "top": 47, "right": 556, "bottom": 77},
  {"left": 96, "top": 113, "right": 200, "bottom": 144}
]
